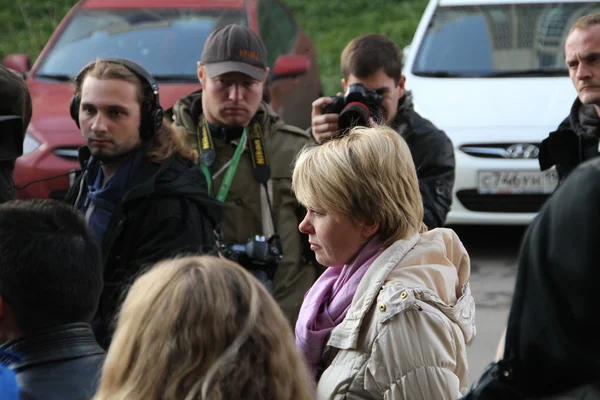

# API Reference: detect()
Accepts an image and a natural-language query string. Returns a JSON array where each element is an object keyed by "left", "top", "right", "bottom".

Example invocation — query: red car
[{"left": 3, "top": 0, "right": 322, "bottom": 200}]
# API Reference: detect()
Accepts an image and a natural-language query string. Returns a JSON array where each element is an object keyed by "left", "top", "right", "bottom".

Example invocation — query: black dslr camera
[
  {"left": 216, "top": 233, "right": 283, "bottom": 292},
  {"left": 321, "top": 83, "right": 383, "bottom": 133}
]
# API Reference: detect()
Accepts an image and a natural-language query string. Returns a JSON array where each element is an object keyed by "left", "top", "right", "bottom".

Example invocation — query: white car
[{"left": 403, "top": 0, "right": 600, "bottom": 225}]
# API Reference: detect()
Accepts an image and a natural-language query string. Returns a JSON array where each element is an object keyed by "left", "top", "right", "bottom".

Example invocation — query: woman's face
[{"left": 299, "top": 209, "right": 378, "bottom": 267}]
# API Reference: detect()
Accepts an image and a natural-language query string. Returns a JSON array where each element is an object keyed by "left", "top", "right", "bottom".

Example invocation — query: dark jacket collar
[
  {"left": 569, "top": 97, "right": 600, "bottom": 138},
  {"left": 76, "top": 140, "right": 222, "bottom": 226},
  {"left": 76, "top": 141, "right": 158, "bottom": 207},
  {"left": 207, "top": 121, "right": 244, "bottom": 143},
  {"left": 392, "top": 91, "right": 416, "bottom": 133},
  {"left": 0, "top": 323, "right": 104, "bottom": 372},
  {"left": 397, "top": 90, "right": 415, "bottom": 114}
]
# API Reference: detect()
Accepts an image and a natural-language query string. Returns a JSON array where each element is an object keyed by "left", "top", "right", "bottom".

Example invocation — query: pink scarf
[{"left": 295, "top": 237, "right": 384, "bottom": 378}]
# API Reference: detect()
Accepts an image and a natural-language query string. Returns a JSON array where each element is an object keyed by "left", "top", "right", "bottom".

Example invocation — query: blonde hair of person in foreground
[{"left": 93, "top": 256, "right": 314, "bottom": 400}]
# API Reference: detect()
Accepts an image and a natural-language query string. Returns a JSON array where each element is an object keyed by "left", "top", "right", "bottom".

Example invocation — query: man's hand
[{"left": 311, "top": 96, "right": 340, "bottom": 144}]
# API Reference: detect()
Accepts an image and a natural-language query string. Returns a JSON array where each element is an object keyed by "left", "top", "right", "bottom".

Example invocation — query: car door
[{"left": 257, "top": 0, "right": 322, "bottom": 130}]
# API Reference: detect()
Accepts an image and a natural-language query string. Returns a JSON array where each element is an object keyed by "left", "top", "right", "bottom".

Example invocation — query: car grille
[
  {"left": 459, "top": 143, "right": 540, "bottom": 159},
  {"left": 456, "top": 190, "right": 550, "bottom": 213},
  {"left": 53, "top": 148, "right": 79, "bottom": 161}
]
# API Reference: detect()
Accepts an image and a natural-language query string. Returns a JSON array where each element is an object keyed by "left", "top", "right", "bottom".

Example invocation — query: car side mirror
[
  {"left": 269, "top": 55, "right": 310, "bottom": 82},
  {"left": 2, "top": 54, "right": 31, "bottom": 75}
]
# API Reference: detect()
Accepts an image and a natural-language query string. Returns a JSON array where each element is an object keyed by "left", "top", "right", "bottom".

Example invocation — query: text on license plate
[{"left": 478, "top": 170, "right": 558, "bottom": 194}]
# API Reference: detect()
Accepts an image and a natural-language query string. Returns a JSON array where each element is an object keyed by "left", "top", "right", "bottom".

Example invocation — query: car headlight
[{"left": 22, "top": 132, "right": 41, "bottom": 155}]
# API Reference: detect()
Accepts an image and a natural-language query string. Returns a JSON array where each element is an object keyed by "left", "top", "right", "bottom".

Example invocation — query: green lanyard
[
  {"left": 197, "top": 113, "right": 270, "bottom": 204},
  {"left": 201, "top": 128, "right": 247, "bottom": 203}
]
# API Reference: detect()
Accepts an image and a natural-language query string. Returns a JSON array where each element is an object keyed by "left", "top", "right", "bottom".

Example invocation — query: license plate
[{"left": 478, "top": 170, "right": 558, "bottom": 194}]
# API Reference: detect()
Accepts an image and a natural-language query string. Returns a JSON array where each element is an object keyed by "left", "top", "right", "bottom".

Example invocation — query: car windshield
[
  {"left": 36, "top": 8, "right": 246, "bottom": 82},
  {"left": 412, "top": 2, "right": 600, "bottom": 78}
]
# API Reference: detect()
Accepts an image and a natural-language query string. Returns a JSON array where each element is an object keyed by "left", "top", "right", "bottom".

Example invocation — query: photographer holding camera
[
  {"left": 0, "top": 65, "right": 31, "bottom": 204},
  {"left": 311, "top": 34, "right": 455, "bottom": 228},
  {"left": 166, "top": 24, "right": 320, "bottom": 326}
]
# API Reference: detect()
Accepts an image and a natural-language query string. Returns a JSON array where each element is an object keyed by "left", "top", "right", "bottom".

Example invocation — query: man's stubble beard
[{"left": 91, "top": 144, "right": 142, "bottom": 165}]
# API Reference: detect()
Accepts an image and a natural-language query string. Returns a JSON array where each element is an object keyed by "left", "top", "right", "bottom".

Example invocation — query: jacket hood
[
  {"left": 387, "top": 228, "right": 476, "bottom": 345},
  {"left": 569, "top": 98, "right": 600, "bottom": 138},
  {"left": 333, "top": 228, "right": 476, "bottom": 352}
]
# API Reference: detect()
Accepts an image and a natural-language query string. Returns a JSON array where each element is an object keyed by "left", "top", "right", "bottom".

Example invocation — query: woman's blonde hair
[
  {"left": 93, "top": 256, "right": 313, "bottom": 400},
  {"left": 293, "top": 125, "right": 426, "bottom": 247},
  {"left": 74, "top": 60, "right": 197, "bottom": 164}
]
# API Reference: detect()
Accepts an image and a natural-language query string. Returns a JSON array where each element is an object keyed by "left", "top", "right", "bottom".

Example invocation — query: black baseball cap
[{"left": 200, "top": 24, "right": 268, "bottom": 81}]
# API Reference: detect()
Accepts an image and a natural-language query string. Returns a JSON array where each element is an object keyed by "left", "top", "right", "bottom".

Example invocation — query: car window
[
  {"left": 258, "top": 0, "right": 298, "bottom": 66},
  {"left": 412, "top": 2, "right": 600, "bottom": 77},
  {"left": 36, "top": 9, "right": 246, "bottom": 81}
]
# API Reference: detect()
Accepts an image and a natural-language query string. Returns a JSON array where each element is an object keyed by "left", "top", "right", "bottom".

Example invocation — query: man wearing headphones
[
  {"left": 166, "top": 24, "right": 320, "bottom": 326},
  {"left": 65, "top": 58, "right": 222, "bottom": 348}
]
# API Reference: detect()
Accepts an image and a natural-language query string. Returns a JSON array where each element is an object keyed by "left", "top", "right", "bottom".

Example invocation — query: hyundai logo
[{"left": 504, "top": 144, "right": 539, "bottom": 159}]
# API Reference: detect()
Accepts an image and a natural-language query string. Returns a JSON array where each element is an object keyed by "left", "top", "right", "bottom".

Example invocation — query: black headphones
[{"left": 69, "top": 58, "right": 164, "bottom": 142}]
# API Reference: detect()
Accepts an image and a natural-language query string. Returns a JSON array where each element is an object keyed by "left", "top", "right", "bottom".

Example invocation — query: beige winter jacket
[{"left": 316, "top": 228, "right": 476, "bottom": 400}]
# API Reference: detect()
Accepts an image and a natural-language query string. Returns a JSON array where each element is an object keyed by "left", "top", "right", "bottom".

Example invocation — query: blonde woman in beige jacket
[{"left": 292, "top": 125, "right": 476, "bottom": 399}]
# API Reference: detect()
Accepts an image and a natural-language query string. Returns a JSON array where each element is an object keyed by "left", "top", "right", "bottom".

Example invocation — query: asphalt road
[{"left": 449, "top": 224, "right": 528, "bottom": 385}]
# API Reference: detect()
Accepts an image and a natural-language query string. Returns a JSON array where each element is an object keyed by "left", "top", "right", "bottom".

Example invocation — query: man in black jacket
[
  {"left": 310, "top": 34, "right": 455, "bottom": 228},
  {"left": 539, "top": 14, "right": 600, "bottom": 184},
  {"left": 0, "top": 199, "right": 106, "bottom": 400},
  {"left": 64, "top": 58, "right": 222, "bottom": 348},
  {"left": 462, "top": 157, "right": 600, "bottom": 400}
]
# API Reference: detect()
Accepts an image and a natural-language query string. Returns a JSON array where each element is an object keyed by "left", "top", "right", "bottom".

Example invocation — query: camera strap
[
  {"left": 198, "top": 114, "right": 282, "bottom": 267},
  {"left": 198, "top": 117, "right": 245, "bottom": 203},
  {"left": 247, "top": 122, "right": 275, "bottom": 238},
  {"left": 198, "top": 115, "right": 272, "bottom": 210}
]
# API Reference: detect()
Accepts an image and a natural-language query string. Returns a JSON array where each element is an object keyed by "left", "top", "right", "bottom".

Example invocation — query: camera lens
[{"left": 338, "top": 102, "right": 371, "bottom": 131}]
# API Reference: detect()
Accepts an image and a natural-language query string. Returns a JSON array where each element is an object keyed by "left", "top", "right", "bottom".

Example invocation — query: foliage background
[{"left": 0, "top": 0, "right": 428, "bottom": 95}]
